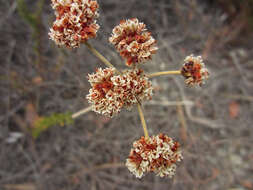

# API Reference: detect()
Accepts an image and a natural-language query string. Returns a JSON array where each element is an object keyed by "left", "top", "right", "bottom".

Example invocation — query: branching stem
[
  {"left": 84, "top": 42, "right": 121, "bottom": 74},
  {"left": 72, "top": 106, "right": 92, "bottom": 119},
  {"left": 137, "top": 103, "right": 149, "bottom": 139},
  {"left": 147, "top": 70, "right": 181, "bottom": 78}
]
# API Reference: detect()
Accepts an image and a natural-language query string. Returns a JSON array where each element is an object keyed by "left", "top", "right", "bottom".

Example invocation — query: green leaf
[{"left": 32, "top": 112, "right": 74, "bottom": 139}]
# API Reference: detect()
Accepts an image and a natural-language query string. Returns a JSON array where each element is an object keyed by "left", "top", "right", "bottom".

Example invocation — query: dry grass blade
[
  {"left": 177, "top": 103, "right": 188, "bottom": 143},
  {"left": 71, "top": 162, "right": 125, "bottom": 178},
  {"left": 3, "top": 183, "right": 36, "bottom": 190}
]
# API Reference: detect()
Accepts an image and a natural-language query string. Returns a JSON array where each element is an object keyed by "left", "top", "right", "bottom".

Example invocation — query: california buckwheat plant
[{"left": 49, "top": 0, "right": 209, "bottom": 178}]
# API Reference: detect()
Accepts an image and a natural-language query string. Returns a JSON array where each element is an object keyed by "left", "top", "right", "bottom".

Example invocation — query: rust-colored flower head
[
  {"left": 49, "top": 0, "right": 99, "bottom": 48},
  {"left": 126, "top": 134, "right": 183, "bottom": 178},
  {"left": 86, "top": 68, "right": 153, "bottom": 117},
  {"left": 111, "top": 69, "right": 153, "bottom": 109},
  {"left": 109, "top": 18, "right": 158, "bottom": 66},
  {"left": 181, "top": 54, "right": 209, "bottom": 86},
  {"left": 86, "top": 67, "right": 121, "bottom": 117}
]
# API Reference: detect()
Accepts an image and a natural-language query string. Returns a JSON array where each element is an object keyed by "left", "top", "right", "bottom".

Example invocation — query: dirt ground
[{"left": 0, "top": 0, "right": 253, "bottom": 190}]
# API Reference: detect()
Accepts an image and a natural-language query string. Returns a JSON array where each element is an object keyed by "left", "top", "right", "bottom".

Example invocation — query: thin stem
[
  {"left": 137, "top": 103, "right": 149, "bottom": 139},
  {"left": 72, "top": 106, "right": 92, "bottom": 119},
  {"left": 147, "top": 70, "right": 181, "bottom": 78},
  {"left": 84, "top": 42, "right": 121, "bottom": 74}
]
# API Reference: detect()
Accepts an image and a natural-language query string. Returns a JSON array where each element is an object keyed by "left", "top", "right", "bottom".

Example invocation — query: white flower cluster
[
  {"left": 109, "top": 18, "right": 158, "bottom": 66},
  {"left": 86, "top": 68, "right": 153, "bottom": 117},
  {"left": 181, "top": 55, "right": 209, "bottom": 86},
  {"left": 126, "top": 134, "right": 183, "bottom": 178},
  {"left": 49, "top": 0, "right": 99, "bottom": 48}
]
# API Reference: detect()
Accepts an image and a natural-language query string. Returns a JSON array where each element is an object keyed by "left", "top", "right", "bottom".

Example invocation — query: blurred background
[{"left": 0, "top": 0, "right": 253, "bottom": 189}]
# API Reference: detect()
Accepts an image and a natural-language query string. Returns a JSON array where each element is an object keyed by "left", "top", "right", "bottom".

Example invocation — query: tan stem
[
  {"left": 72, "top": 106, "right": 92, "bottom": 119},
  {"left": 147, "top": 70, "right": 181, "bottom": 78},
  {"left": 84, "top": 42, "right": 121, "bottom": 74},
  {"left": 137, "top": 103, "right": 149, "bottom": 139}
]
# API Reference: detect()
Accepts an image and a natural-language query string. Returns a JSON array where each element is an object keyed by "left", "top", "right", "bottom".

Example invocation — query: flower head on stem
[
  {"left": 49, "top": 0, "right": 99, "bottom": 48},
  {"left": 86, "top": 68, "right": 153, "bottom": 117},
  {"left": 181, "top": 54, "right": 209, "bottom": 86},
  {"left": 126, "top": 134, "right": 183, "bottom": 178},
  {"left": 109, "top": 18, "right": 158, "bottom": 66}
]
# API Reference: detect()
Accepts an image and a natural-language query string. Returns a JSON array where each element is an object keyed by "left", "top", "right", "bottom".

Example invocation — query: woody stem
[
  {"left": 84, "top": 42, "right": 121, "bottom": 74},
  {"left": 147, "top": 70, "right": 181, "bottom": 78},
  {"left": 71, "top": 106, "right": 92, "bottom": 119},
  {"left": 137, "top": 103, "right": 149, "bottom": 139}
]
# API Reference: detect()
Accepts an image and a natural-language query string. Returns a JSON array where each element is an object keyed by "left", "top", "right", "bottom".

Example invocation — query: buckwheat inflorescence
[
  {"left": 111, "top": 69, "right": 153, "bottom": 109},
  {"left": 49, "top": 0, "right": 99, "bottom": 48},
  {"left": 109, "top": 18, "right": 158, "bottom": 66},
  {"left": 126, "top": 134, "right": 183, "bottom": 178},
  {"left": 181, "top": 54, "right": 209, "bottom": 86},
  {"left": 86, "top": 68, "right": 153, "bottom": 117},
  {"left": 86, "top": 67, "right": 120, "bottom": 117}
]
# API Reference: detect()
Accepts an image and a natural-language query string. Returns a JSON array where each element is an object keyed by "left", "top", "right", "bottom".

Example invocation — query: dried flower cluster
[
  {"left": 86, "top": 68, "right": 118, "bottom": 117},
  {"left": 181, "top": 55, "right": 209, "bottom": 86},
  {"left": 46, "top": 0, "right": 212, "bottom": 179},
  {"left": 86, "top": 68, "right": 153, "bottom": 117},
  {"left": 49, "top": 0, "right": 99, "bottom": 48},
  {"left": 109, "top": 18, "right": 158, "bottom": 66},
  {"left": 112, "top": 69, "right": 153, "bottom": 109},
  {"left": 126, "top": 134, "right": 183, "bottom": 178}
]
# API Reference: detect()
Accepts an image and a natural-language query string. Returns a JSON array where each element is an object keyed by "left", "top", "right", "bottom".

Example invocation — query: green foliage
[
  {"left": 17, "top": 0, "right": 37, "bottom": 30},
  {"left": 32, "top": 112, "right": 74, "bottom": 139},
  {"left": 17, "top": 0, "right": 45, "bottom": 64}
]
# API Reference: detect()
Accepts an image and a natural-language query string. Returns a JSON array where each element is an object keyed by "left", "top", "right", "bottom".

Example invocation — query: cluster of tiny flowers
[
  {"left": 109, "top": 18, "right": 158, "bottom": 66},
  {"left": 86, "top": 68, "right": 153, "bottom": 117},
  {"left": 126, "top": 134, "right": 183, "bottom": 178},
  {"left": 86, "top": 67, "right": 119, "bottom": 117},
  {"left": 111, "top": 69, "right": 153, "bottom": 109},
  {"left": 181, "top": 55, "right": 209, "bottom": 86},
  {"left": 49, "top": 0, "right": 99, "bottom": 48}
]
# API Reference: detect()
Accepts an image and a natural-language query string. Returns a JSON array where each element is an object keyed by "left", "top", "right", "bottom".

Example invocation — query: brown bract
[
  {"left": 181, "top": 55, "right": 209, "bottom": 86},
  {"left": 49, "top": 0, "right": 99, "bottom": 48},
  {"left": 109, "top": 18, "right": 158, "bottom": 66},
  {"left": 86, "top": 68, "right": 153, "bottom": 117},
  {"left": 126, "top": 134, "right": 183, "bottom": 178}
]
